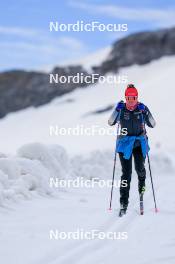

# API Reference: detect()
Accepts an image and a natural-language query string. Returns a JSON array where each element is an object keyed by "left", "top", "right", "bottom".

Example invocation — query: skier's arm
[
  {"left": 144, "top": 106, "right": 156, "bottom": 128},
  {"left": 108, "top": 108, "right": 120, "bottom": 126},
  {"left": 108, "top": 101, "right": 124, "bottom": 126}
]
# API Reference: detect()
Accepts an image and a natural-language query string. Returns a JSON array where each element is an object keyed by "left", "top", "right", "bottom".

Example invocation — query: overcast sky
[{"left": 1, "top": 0, "right": 175, "bottom": 71}]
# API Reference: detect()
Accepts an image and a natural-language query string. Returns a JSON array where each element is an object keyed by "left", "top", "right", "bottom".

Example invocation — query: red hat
[{"left": 125, "top": 84, "right": 138, "bottom": 97}]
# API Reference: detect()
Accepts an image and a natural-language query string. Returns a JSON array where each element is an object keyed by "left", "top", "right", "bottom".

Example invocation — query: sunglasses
[{"left": 125, "top": 96, "right": 138, "bottom": 101}]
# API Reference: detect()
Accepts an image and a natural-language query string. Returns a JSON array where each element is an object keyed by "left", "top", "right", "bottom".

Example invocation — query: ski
[{"left": 140, "top": 193, "right": 144, "bottom": 215}]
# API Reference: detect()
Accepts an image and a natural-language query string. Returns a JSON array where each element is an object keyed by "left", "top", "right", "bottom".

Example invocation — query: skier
[{"left": 108, "top": 84, "right": 156, "bottom": 217}]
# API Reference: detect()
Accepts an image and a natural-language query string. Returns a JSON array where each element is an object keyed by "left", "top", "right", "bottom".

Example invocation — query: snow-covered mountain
[
  {"left": 0, "top": 55, "right": 175, "bottom": 155},
  {"left": 1, "top": 26, "right": 175, "bottom": 118}
]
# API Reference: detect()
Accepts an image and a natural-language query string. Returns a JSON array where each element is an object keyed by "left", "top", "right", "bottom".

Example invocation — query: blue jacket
[{"left": 116, "top": 135, "right": 150, "bottom": 160}]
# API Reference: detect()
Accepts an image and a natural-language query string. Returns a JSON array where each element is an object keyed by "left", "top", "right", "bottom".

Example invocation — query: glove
[
  {"left": 138, "top": 103, "right": 146, "bottom": 112},
  {"left": 115, "top": 101, "right": 124, "bottom": 111}
]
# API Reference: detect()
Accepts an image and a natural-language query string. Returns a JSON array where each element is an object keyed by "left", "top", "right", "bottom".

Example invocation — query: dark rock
[
  {"left": 99, "top": 27, "right": 175, "bottom": 74},
  {"left": 1, "top": 27, "right": 175, "bottom": 118},
  {"left": 0, "top": 66, "right": 93, "bottom": 118},
  {"left": 84, "top": 104, "right": 114, "bottom": 117}
]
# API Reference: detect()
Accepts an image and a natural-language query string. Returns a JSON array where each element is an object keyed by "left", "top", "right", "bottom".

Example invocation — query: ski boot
[
  {"left": 119, "top": 204, "right": 127, "bottom": 217},
  {"left": 140, "top": 186, "right": 146, "bottom": 195}
]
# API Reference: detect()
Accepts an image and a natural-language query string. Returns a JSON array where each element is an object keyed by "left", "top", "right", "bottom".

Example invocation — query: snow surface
[
  {"left": 0, "top": 55, "right": 175, "bottom": 263},
  {"left": 71, "top": 46, "right": 111, "bottom": 71},
  {"left": 0, "top": 143, "right": 175, "bottom": 264},
  {"left": 0, "top": 55, "right": 175, "bottom": 155},
  {"left": 42, "top": 46, "right": 111, "bottom": 72}
]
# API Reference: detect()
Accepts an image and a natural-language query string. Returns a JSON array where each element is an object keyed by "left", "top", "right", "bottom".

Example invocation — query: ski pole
[
  {"left": 147, "top": 153, "right": 158, "bottom": 212},
  {"left": 141, "top": 113, "right": 158, "bottom": 213},
  {"left": 109, "top": 111, "right": 121, "bottom": 211}
]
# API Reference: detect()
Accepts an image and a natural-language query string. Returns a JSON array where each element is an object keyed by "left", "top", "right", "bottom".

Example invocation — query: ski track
[
  {"left": 1, "top": 170, "right": 173, "bottom": 264},
  {"left": 40, "top": 170, "right": 169, "bottom": 264},
  {"left": 40, "top": 185, "right": 156, "bottom": 264}
]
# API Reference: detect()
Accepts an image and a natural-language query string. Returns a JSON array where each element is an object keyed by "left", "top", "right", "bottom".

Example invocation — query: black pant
[{"left": 119, "top": 146, "right": 146, "bottom": 207}]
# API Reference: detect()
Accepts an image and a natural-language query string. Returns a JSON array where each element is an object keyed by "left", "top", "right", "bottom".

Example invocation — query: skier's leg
[
  {"left": 119, "top": 153, "right": 132, "bottom": 209},
  {"left": 133, "top": 146, "right": 146, "bottom": 194}
]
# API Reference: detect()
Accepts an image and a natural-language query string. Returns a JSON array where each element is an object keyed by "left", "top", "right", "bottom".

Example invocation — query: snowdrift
[{"left": 0, "top": 142, "right": 174, "bottom": 205}]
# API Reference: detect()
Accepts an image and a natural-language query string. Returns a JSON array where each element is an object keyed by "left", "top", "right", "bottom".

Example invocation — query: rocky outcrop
[
  {"left": 0, "top": 66, "right": 91, "bottom": 118},
  {"left": 1, "top": 27, "right": 175, "bottom": 118},
  {"left": 99, "top": 27, "right": 175, "bottom": 74}
]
